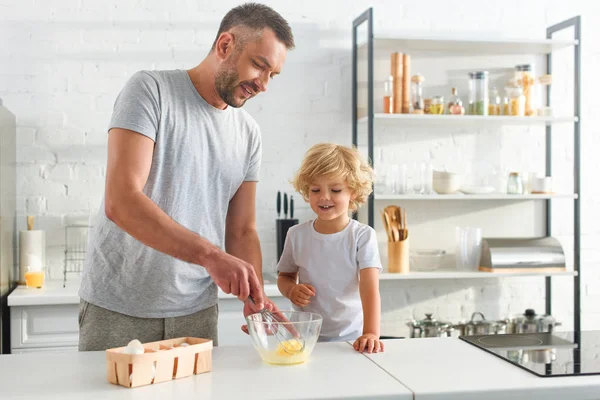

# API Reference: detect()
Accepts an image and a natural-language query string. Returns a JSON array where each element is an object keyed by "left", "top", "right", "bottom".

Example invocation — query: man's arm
[
  {"left": 225, "top": 181, "right": 262, "bottom": 285},
  {"left": 104, "top": 128, "right": 263, "bottom": 305}
]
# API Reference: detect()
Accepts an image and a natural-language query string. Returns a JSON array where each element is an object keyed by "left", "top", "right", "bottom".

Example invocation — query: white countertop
[
  {"left": 0, "top": 342, "right": 412, "bottom": 400},
  {"left": 363, "top": 337, "right": 600, "bottom": 400},
  {"left": 8, "top": 279, "right": 284, "bottom": 307}
]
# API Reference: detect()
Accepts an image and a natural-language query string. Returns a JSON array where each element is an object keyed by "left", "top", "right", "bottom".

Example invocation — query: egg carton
[{"left": 105, "top": 337, "right": 213, "bottom": 388}]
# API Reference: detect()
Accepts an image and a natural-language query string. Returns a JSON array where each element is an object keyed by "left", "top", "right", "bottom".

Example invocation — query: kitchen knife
[
  {"left": 290, "top": 195, "right": 294, "bottom": 219},
  {"left": 277, "top": 191, "right": 281, "bottom": 218},
  {"left": 283, "top": 193, "right": 288, "bottom": 219}
]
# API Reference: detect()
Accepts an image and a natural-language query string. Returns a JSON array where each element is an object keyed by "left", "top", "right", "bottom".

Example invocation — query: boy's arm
[
  {"left": 278, "top": 272, "right": 298, "bottom": 298},
  {"left": 359, "top": 267, "right": 381, "bottom": 337}
]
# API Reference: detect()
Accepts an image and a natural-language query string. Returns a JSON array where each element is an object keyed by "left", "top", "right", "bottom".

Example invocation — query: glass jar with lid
[
  {"left": 468, "top": 71, "right": 489, "bottom": 115},
  {"left": 507, "top": 172, "right": 524, "bottom": 194},
  {"left": 411, "top": 74, "right": 425, "bottom": 114},
  {"left": 488, "top": 86, "right": 501, "bottom": 115},
  {"left": 515, "top": 64, "right": 536, "bottom": 116}
]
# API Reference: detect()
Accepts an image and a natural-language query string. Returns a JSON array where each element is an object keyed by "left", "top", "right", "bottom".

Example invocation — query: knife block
[{"left": 276, "top": 219, "right": 298, "bottom": 261}]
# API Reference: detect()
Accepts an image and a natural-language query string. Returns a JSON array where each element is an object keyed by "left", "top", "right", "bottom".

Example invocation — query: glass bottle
[
  {"left": 515, "top": 64, "right": 536, "bottom": 116},
  {"left": 383, "top": 76, "right": 393, "bottom": 114},
  {"left": 411, "top": 74, "right": 425, "bottom": 114},
  {"left": 488, "top": 86, "right": 501, "bottom": 116},
  {"left": 507, "top": 172, "right": 524, "bottom": 194},
  {"left": 447, "top": 87, "right": 465, "bottom": 115},
  {"left": 472, "top": 71, "right": 489, "bottom": 115},
  {"left": 430, "top": 95, "right": 444, "bottom": 115},
  {"left": 502, "top": 91, "right": 510, "bottom": 116}
]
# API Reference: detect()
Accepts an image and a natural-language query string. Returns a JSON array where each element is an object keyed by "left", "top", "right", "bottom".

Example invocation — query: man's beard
[{"left": 215, "top": 63, "right": 245, "bottom": 108}]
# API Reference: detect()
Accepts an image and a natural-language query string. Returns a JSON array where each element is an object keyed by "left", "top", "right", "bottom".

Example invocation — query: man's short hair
[{"left": 211, "top": 3, "right": 295, "bottom": 51}]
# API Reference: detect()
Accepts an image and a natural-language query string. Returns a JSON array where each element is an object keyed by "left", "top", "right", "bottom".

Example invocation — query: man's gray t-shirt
[{"left": 78, "top": 69, "right": 262, "bottom": 318}]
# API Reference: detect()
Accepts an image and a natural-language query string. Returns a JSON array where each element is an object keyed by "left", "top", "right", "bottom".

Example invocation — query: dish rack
[
  {"left": 105, "top": 337, "right": 213, "bottom": 388},
  {"left": 63, "top": 221, "right": 90, "bottom": 287}
]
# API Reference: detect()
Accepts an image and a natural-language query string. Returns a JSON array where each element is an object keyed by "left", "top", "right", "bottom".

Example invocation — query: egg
[{"left": 122, "top": 339, "right": 145, "bottom": 355}]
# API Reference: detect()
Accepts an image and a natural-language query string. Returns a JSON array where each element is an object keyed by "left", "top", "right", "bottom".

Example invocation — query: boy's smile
[{"left": 309, "top": 176, "right": 355, "bottom": 233}]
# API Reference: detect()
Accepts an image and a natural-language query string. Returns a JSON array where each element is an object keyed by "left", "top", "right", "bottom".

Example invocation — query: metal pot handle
[{"left": 471, "top": 312, "right": 486, "bottom": 322}]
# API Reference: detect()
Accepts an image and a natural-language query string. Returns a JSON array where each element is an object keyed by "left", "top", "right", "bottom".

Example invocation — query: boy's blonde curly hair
[{"left": 291, "top": 143, "right": 374, "bottom": 212}]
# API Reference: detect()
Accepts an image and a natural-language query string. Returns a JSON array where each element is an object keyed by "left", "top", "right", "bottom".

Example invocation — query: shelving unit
[{"left": 352, "top": 8, "right": 581, "bottom": 332}]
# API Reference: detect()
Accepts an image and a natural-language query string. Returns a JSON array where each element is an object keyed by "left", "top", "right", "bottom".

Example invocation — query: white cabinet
[
  {"left": 9, "top": 296, "right": 293, "bottom": 353},
  {"left": 10, "top": 304, "right": 79, "bottom": 353}
]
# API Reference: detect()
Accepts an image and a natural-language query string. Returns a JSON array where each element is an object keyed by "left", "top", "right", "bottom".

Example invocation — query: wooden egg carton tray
[{"left": 105, "top": 337, "right": 213, "bottom": 388}]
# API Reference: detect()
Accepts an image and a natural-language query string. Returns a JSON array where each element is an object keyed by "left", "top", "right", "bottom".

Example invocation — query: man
[{"left": 78, "top": 3, "right": 294, "bottom": 351}]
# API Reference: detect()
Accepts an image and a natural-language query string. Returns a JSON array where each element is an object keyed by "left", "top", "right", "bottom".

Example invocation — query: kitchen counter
[
  {"left": 8, "top": 276, "right": 284, "bottom": 307},
  {"left": 0, "top": 341, "right": 412, "bottom": 400},
  {"left": 363, "top": 337, "right": 600, "bottom": 400}
]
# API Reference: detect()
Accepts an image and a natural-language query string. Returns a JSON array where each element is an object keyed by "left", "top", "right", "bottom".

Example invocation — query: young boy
[{"left": 277, "top": 143, "right": 384, "bottom": 353}]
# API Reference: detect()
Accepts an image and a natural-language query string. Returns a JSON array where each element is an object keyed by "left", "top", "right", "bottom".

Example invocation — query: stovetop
[{"left": 459, "top": 331, "right": 600, "bottom": 377}]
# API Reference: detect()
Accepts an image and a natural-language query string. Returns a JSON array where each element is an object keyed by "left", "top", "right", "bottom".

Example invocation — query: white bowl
[{"left": 432, "top": 171, "right": 461, "bottom": 194}]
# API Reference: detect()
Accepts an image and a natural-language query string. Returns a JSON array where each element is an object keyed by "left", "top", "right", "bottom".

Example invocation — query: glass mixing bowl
[{"left": 245, "top": 311, "right": 322, "bottom": 365}]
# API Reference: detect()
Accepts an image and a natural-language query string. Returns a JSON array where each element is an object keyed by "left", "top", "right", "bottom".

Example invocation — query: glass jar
[
  {"left": 430, "top": 95, "right": 444, "bottom": 115},
  {"left": 467, "top": 72, "right": 475, "bottom": 115},
  {"left": 469, "top": 71, "right": 488, "bottom": 115},
  {"left": 488, "top": 86, "right": 501, "bottom": 116},
  {"left": 447, "top": 87, "right": 465, "bottom": 115},
  {"left": 423, "top": 98, "right": 432, "bottom": 114},
  {"left": 411, "top": 74, "right": 425, "bottom": 114},
  {"left": 383, "top": 76, "right": 394, "bottom": 114},
  {"left": 515, "top": 64, "right": 536, "bottom": 116},
  {"left": 502, "top": 92, "right": 510, "bottom": 116},
  {"left": 508, "top": 87, "right": 525, "bottom": 116},
  {"left": 507, "top": 172, "right": 524, "bottom": 194}
]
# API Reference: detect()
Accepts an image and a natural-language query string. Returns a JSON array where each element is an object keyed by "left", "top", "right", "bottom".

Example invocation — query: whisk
[{"left": 248, "top": 295, "right": 305, "bottom": 355}]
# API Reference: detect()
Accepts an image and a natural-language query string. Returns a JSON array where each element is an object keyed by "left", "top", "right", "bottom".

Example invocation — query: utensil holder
[
  {"left": 388, "top": 235, "right": 410, "bottom": 273},
  {"left": 105, "top": 337, "right": 212, "bottom": 389}
]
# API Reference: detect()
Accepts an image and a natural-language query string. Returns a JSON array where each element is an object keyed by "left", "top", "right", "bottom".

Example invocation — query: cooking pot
[
  {"left": 506, "top": 309, "right": 561, "bottom": 333},
  {"left": 453, "top": 312, "right": 507, "bottom": 336},
  {"left": 407, "top": 313, "right": 455, "bottom": 338}
]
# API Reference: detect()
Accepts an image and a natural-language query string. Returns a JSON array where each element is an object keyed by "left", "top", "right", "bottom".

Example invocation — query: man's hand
[
  {"left": 241, "top": 296, "right": 281, "bottom": 335},
  {"left": 289, "top": 284, "right": 316, "bottom": 307},
  {"left": 204, "top": 251, "right": 264, "bottom": 309}
]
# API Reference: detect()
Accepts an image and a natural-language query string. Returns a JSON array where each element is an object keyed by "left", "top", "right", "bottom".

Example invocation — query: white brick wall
[{"left": 1, "top": 0, "right": 598, "bottom": 337}]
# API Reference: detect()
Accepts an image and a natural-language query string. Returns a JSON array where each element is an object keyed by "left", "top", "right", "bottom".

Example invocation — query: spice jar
[
  {"left": 507, "top": 87, "right": 525, "bottom": 116},
  {"left": 488, "top": 86, "right": 501, "bottom": 116},
  {"left": 423, "top": 98, "right": 432, "bottom": 114},
  {"left": 468, "top": 71, "right": 488, "bottom": 115},
  {"left": 411, "top": 74, "right": 425, "bottom": 114},
  {"left": 383, "top": 76, "right": 394, "bottom": 114},
  {"left": 430, "top": 96, "right": 444, "bottom": 115},
  {"left": 515, "top": 64, "right": 536, "bottom": 116},
  {"left": 507, "top": 172, "right": 524, "bottom": 194},
  {"left": 447, "top": 88, "right": 464, "bottom": 115},
  {"left": 502, "top": 92, "right": 510, "bottom": 116}
]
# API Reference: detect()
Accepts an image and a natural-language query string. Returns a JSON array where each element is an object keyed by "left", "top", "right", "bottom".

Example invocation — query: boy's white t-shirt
[{"left": 276, "top": 218, "right": 382, "bottom": 342}]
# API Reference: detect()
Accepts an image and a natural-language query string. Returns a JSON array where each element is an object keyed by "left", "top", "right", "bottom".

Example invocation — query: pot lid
[
  {"left": 466, "top": 312, "right": 500, "bottom": 327},
  {"left": 412, "top": 313, "right": 452, "bottom": 328},
  {"left": 513, "top": 309, "right": 557, "bottom": 324}
]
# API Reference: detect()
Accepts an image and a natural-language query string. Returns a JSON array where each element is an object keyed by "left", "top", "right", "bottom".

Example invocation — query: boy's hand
[
  {"left": 353, "top": 333, "right": 384, "bottom": 353},
  {"left": 289, "top": 284, "right": 316, "bottom": 307}
]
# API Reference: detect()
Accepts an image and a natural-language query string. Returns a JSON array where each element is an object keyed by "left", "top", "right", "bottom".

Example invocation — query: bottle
[
  {"left": 488, "top": 86, "right": 501, "bottom": 116},
  {"left": 411, "top": 74, "right": 425, "bottom": 114},
  {"left": 447, "top": 87, "right": 465, "bottom": 115},
  {"left": 383, "top": 76, "right": 394, "bottom": 114},
  {"left": 507, "top": 172, "right": 524, "bottom": 194}
]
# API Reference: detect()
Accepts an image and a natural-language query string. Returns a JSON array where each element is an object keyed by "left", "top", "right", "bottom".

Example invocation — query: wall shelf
[
  {"left": 380, "top": 270, "right": 577, "bottom": 281},
  {"left": 375, "top": 193, "right": 578, "bottom": 201},
  {"left": 358, "top": 114, "right": 578, "bottom": 127}
]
